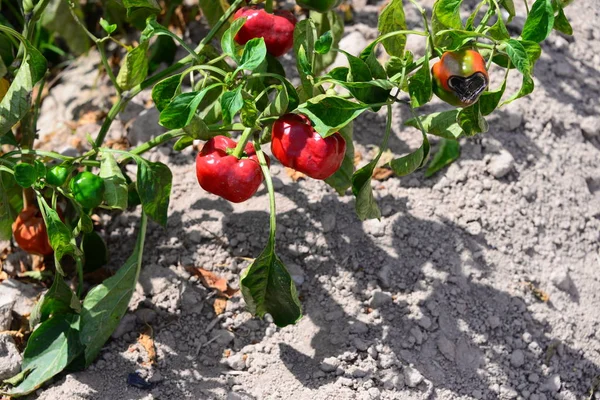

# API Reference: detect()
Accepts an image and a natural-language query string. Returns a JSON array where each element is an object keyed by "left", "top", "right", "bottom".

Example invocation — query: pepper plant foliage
[{"left": 0, "top": 0, "right": 571, "bottom": 395}]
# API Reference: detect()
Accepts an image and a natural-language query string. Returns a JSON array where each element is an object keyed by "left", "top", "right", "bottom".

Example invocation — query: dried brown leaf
[
  {"left": 372, "top": 167, "right": 394, "bottom": 181},
  {"left": 354, "top": 150, "right": 363, "bottom": 166},
  {"left": 213, "top": 297, "right": 227, "bottom": 316},
  {"left": 285, "top": 168, "right": 306, "bottom": 182},
  {"left": 189, "top": 267, "right": 228, "bottom": 293},
  {"left": 138, "top": 327, "right": 157, "bottom": 365},
  {"left": 521, "top": 281, "right": 550, "bottom": 302}
]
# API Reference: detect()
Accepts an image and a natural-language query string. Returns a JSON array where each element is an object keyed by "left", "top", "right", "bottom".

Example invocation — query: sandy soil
[{"left": 16, "top": 0, "right": 600, "bottom": 399}]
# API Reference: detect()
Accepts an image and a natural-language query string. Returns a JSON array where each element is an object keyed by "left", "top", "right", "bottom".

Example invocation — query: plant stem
[
  {"left": 129, "top": 129, "right": 185, "bottom": 156},
  {"left": 0, "top": 158, "right": 16, "bottom": 168},
  {"left": 23, "top": 0, "right": 51, "bottom": 41},
  {"left": 475, "top": 4, "right": 495, "bottom": 34},
  {"left": 381, "top": 104, "right": 393, "bottom": 152},
  {"left": 32, "top": 75, "right": 47, "bottom": 132},
  {"left": 253, "top": 137, "right": 277, "bottom": 246},
  {"left": 409, "top": 0, "right": 437, "bottom": 57},
  {"left": 486, "top": 46, "right": 496, "bottom": 70},
  {"left": 75, "top": 256, "right": 84, "bottom": 297},
  {"left": 97, "top": 41, "right": 122, "bottom": 94},
  {"left": 523, "top": 0, "right": 530, "bottom": 14},
  {"left": 15, "top": 149, "right": 101, "bottom": 167},
  {"left": 232, "top": 127, "right": 254, "bottom": 159},
  {"left": 93, "top": 0, "right": 245, "bottom": 150},
  {"left": 265, "top": 0, "right": 274, "bottom": 13},
  {"left": 67, "top": 2, "right": 100, "bottom": 43}
]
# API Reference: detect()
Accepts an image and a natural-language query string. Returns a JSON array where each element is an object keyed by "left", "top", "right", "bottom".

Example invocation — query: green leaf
[
  {"left": 240, "top": 238, "right": 302, "bottom": 328},
  {"left": 499, "top": 0, "right": 516, "bottom": 20},
  {"left": 296, "top": 95, "right": 370, "bottom": 138},
  {"left": 390, "top": 117, "right": 430, "bottom": 176},
  {"left": 408, "top": 58, "right": 432, "bottom": 108},
  {"left": 99, "top": 152, "right": 128, "bottom": 210},
  {"left": 122, "top": 0, "right": 161, "bottom": 20},
  {"left": 14, "top": 163, "right": 38, "bottom": 188},
  {"left": 41, "top": 0, "right": 90, "bottom": 54},
  {"left": 377, "top": 0, "right": 407, "bottom": 57},
  {"left": 0, "top": 46, "right": 47, "bottom": 137},
  {"left": 352, "top": 159, "right": 381, "bottom": 221},
  {"left": 385, "top": 52, "right": 413, "bottom": 79},
  {"left": 79, "top": 214, "right": 147, "bottom": 367},
  {"left": 500, "top": 73, "right": 534, "bottom": 106},
  {"left": 38, "top": 197, "right": 78, "bottom": 272},
  {"left": 82, "top": 231, "right": 109, "bottom": 273},
  {"left": 34, "top": 161, "right": 46, "bottom": 180},
  {"left": 487, "top": 12, "right": 510, "bottom": 40},
  {"left": 522, "top": 0, "right": 554, "bottom": 43},
  {"left": 325, "top": 122, "right": 355, "bottom": 195},
  {"left": 30, "top": 275, "right": 81, "bottom": 330},
  {"left": 152, "top": 74, "right": 181, "bottom": 112},
  {"left": 0, "top": 171, "right": 22, "bottom": 241},
  {"left": 5, "top": 314, "right": 82, "bottom": 396},
  {"left": 0, "top": 131, "right": 18, "bottom": 146},
  {"left": 296, "top": 46, "right": 312, "bottom": 78},
  {"left": 293, "top": 19, "right": 318, "bottom": 101},
  {"left": 173, "top": 136, "right": 194, "bottom": 151},
  {"left": 389, "top": 146, "right": 425, "bottom": 177},
  {"left": 241, "top": 98, "right": 259, "bottom": 127},
  {"left": 77, "top": 213, "right": 94, "bottom": 235},
  {"left": 312, "top": 10, "right": 344, "bottom": 74},
  {"left": 99, "top": 18, "right": 117, "bottom": 35},
  {"left": 262, "top": 86, "right": 290, "bottom": 119},
  {"left": 405, "top": 110, "right": 464, "bottom": 139},
  {"left": 221, "top": 86, "right": 244, "bottom": 125},
  {"left": 360, "top": 42, "right": 388, "bottom": 80},
  {"left": 432, "top": 0, "right": 464, "bottom": 45},
  {"left": 486, "top": 40, "right": 541, "bottom": 70},
  {"left": 435, "top": 29, "right": 479, "bottom": 51},
  {"left": 183, "top": 115, "right": 212, "bottom": 140},
  {"left": 553, "top": 5, "right": 573, "bottom": 35},
  {"left": 315, "top": 31, "right": 333, "bottom": 54},
  {"left": 458, "top": 103, "right": 488, "bottom": 136},
  {"left": 239, "top": 38, "right": 267, "bottom": 71},
  {"left": 134, "top": 159, "right": 171, "bottom": 227},
  {"left": 479, "top": 78, "right": 507, "bottom": 116},
  {"left": 116, "top": 40, "right": 149, "bottom": 90},
  {"left": 159, "top": 83, "right": 221, "bottom": 129},
  {"left": 221, "top": 18, "right": 246, "bottom": 63},
  {"left": 338, "top": 50, "right": 391, "bottom": 107},
  {"left": 504, "top": 39, "right": 531, "bottom": 76},
  {"left": 425, "top": 138, "right": 460, "bottom": 177}
]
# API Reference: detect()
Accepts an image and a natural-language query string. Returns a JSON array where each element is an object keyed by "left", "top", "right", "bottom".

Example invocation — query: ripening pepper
[
  {"left": 195, "top": 136, "right": 268, "bottom": 203},
  {"left": 69, "top": 171, "right": 105, "bottom": 210},
  {"left": 12, "top": 206, "right": 53, "bottom": 256},
  {"left": 46, "top": 165, "right": 70, "bottom": 186},
  {"left": 271, "top": 113, "right": 346, "bottom": 180},
  {"left": 295, "top": 0, "right": 343, "bottom": 12},
  {"left": 233, "top": 7, "right": 297, "bottom": 57},
  {"left": 431, "top": 49, "right": 489, "bottom": 107}
]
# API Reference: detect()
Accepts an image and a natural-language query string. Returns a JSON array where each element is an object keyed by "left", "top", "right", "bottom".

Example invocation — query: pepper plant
[{"left": 0, "top": 0, "right": 572, "bottom": 395}]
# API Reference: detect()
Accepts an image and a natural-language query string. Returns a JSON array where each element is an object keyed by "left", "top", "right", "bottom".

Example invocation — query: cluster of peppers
[
  {"left": 12, "top": 0, "right": 490, "bottom": 254},
  {"left": 12, "top": 168, "right": 105, "bottom": 256},
  {"left": 196, "top": 2, "right": 489, "bottom": 204}
]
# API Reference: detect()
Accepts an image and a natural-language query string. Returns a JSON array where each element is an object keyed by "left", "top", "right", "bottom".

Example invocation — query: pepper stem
[
  {"left": 253, "top": 137, "right": 277, "bottom": 247},
  {"left": 265, "top": 0, "right": 274, "bottom": 13},
  {"left": 231, "top": 127, "right": 254, "bottom": 159}
]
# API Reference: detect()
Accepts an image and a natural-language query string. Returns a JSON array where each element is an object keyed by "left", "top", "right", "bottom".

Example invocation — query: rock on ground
[{"left": 0, "top": 334, "right": 22, "bottom": 380}]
